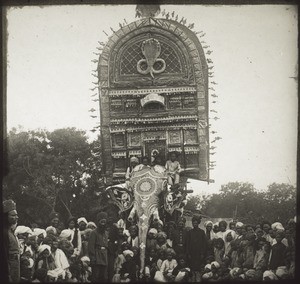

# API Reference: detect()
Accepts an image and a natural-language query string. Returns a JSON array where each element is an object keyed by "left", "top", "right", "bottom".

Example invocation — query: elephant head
[{"left": 128, "top": 165, "right": 168, "bottom": 276}]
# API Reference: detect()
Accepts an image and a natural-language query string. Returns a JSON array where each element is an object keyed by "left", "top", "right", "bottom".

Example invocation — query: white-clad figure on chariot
[
  {"left": 125, "top": 157, "right": 139, "bottom": 188},
  {"left": 165, "top": 152, "right": 181, "bottom": 186},
  {"left": 132, "top": 156, "right": 151, "bottom": 173}
]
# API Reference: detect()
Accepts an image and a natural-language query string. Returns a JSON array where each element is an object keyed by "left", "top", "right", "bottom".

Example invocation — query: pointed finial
[{"left": 135, "top": 5, "right": 161, "bottom": 18}]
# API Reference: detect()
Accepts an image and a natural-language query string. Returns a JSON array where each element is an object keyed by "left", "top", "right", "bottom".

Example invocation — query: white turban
[
  {"left": 123, "top": 229, "right": 130, "bottom": 237},
  {"left": 275, "top": 266, "right": 289, "bottom": 279},
  {"left": 14, "top": 226, "right": 33, "bottom": 236},
  {"left": 123, "top": 250, "right": 134, "bottom": 258},
  {"left": 33, "top": 228, "right": 47, "bottom": 238},
  {"left": 202, "top": 272, "right": 213, "bottom": 279},
  {"left": 87, "top": 221, "right": 97, "bottom": 229},
  {"left": 224, "top": 229, "right": 237, "bottom": 241},
  {"left": 204, "top": 221, "right": 213, "bottom": 228},
  {"left": 263, "top": 270, "right": 278, "bottom": 280},
  {"left": 38, "top": 244, "right": 51, "bottom": 255},
  {"left": 236, "top": 222, "right": 244, "bottom": 228},
  {"left": 272, "top": 222, "right": 285, "bottom": 232},
  {"left": 46, "top": 226, "right": 57, "bottom": 235},
  {"left": 130, "top": 157, "right": 139, "bottom": 164},
  {"left": 59, "top": 229, "right": 73, "bottom": 240},
  {"left": 24, "top": 246, "right": 34, "bottom": 257},
  {"left": 28, "top": 258, "right": 34, "bottom": 268},
  {"left": 230, "top": 267, "right": 241, "bottom": 278},
  {"left": 80, "top": 256, "right": 90, "bottom": 263},
  {"left": 211, "top": 261, "right": 220, "bottom": 269},
  {"left": 116, "top": 219, "right": 125, "bottom": 229},
  {"left": 77, "top": 217, "right": 88, "bottom": 225},
  {"left": 148, "top": 228, "right": 158, "bottom": 235}
]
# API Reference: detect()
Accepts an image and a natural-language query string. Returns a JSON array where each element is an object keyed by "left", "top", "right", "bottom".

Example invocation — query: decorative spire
[{"left": 135, "top": 4, "right": 161, "bottom": 18}]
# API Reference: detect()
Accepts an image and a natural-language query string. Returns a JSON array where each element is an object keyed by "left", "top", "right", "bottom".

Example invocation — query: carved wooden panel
[
  {"left": 110, "top": 98, "right": 124, "bottom": 112},
  {"left": 185, "top": 153, "right": 199, "bottom": 168},
  {"left": 182, "top": 94, "right": 197, "bottom": 108},
  {"left": 184, "top": 130, "right": 198, "bottom": 144},
  {"left": 113, "top": 157, "right": 126, "bottom": 171},
  {"left": 168, "top": 130, "right": 182, "bottom": 144},
  {"left": 125, "top": 98, "right": 139, "bottom": 112},
  {"left": 168, "top": 94, "right": 182, "bottom": 109},
  {"left": 112, "top": 133, "right": 125, "bottom": 148},
  {"left": 129, "top": 133, "right": 141, "bottom": 147}
]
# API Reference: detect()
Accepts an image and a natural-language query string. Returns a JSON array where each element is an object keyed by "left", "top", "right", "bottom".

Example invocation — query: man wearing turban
[
  {"left": 88, "top": 211, "right": 109, "bottom": 282},
  {"left": 186, "top": 215, "right": 208, "bottom": 282},
  {"left": 3, "top": 199, "right": 20, "bottom": 282},
  {"left": 125, "top": 156, "right": 139, "bottom": 188}
]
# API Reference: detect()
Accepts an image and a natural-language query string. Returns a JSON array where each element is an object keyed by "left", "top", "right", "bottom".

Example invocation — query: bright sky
[{"left": 5, "top": 5, "right": 298, "bottom": 195}]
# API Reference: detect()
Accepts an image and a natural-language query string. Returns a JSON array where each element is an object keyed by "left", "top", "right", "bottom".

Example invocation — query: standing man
[
  {"left": 125, "top": 157, "right": 139, "bottom": 188},
  {"left": 3, "top": 199, "right": 20, "bottom": 283},
  {"left": 173, "top": 217, "right": 188, "bottom": 257},
  {"left": 88, "top": 211, "right": 109, "bottom": 282},
  {"left": 186, "top": 215, "right": 208, "bottom": 282}
]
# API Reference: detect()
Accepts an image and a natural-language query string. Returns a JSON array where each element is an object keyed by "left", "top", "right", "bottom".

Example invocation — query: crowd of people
[{"left": 3, "top": 198, "right": 296, "bottom": 282}]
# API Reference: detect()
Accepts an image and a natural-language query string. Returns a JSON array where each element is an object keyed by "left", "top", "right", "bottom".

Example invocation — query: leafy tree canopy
[
  {"left": 3, "top": 127, "right": 105, "bottom": 227},
  {"left": 189, "top": 181, "right": 296, "bottom": 225}
]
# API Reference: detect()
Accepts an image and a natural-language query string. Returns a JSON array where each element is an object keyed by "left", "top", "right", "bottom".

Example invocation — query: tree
[
  {"left": 184, "top": 195, "right": 202, "bottom": 212},
  {"left": 201, "top": 182, "right": 296, "bottom": 224},
  {"left": 3, "top": 127, "right": 105, "bottom": 226}
]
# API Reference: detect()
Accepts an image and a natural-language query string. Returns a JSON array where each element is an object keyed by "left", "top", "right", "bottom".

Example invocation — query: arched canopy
[
  {"left": 141, "top": 93, "right": 165, "bottom": 107},
  {"left": 98, "top": 17, "right": 208, "bottom": 90}
]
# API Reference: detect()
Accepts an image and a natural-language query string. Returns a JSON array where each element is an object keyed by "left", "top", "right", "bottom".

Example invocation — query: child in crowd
[
  {"left": 127, "top": 225, "right": 139, "bottom": 248},
  {"left": 223, "top": 229, "right": 237, "bottom": 256},
  {"left": 154, "top": 248, "right": 177, "bottom": 282},
  {"left": 119, "top": 250, "right": 137, "bottom": 282},
  {"left": 144, "top": 248, "right": 158, "bottom": 281},
  {"left": 253, "top": 238, "right": 270, "bottom": 272},
  {"left": 146, "top": 228, "right": 158, "bottom": 253},
  {"left": 156, "top": 249, "right": 165, "bottom": 271},
  {"left": 212, "top": 238, "right": 225, "bottom": 267},
  {"left": 268, "top": 231, "right": 288, "bottom": 270},
  {"left": 215, "top": 220, "right": 227, "bottom": 239},
  {"left": 156, "top": 231, "right": 169, "bottom": 251},
  {"left": 36, "top": 245, "right": 56, "bottom": 271},
  {"left": 172, "top": 255, "right": 191, "bottom": 282}
]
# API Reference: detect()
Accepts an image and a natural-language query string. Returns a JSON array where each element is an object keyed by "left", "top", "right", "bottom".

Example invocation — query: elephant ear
[
  {"left": 106, "top": 185, "right": 134, "bottom": 212},
  {"left": 164, "top": 190, "right": 187, "bottom": 215}
]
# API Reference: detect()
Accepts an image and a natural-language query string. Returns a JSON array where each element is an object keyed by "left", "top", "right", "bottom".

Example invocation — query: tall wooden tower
[{"left": 97, "top": 6, "right": 210, "bottom": 185}]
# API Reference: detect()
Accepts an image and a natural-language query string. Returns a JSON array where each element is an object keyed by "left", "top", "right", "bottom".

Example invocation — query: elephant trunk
[{"left": 138, "top": 217, "right": 149, "bottom": 277}]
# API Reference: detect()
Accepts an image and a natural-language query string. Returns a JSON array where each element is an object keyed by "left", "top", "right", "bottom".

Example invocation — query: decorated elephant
[{"left": 105, "top": 164, "right": 190, "bottom": 276}]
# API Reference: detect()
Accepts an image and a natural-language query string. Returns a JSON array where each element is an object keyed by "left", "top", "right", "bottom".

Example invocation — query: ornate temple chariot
[
  {"left": 97, "top": 5, "right": 210, "bottom": 186},
  {"left": 95, "top": 5, "right": 211, "bottom": 275}
]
